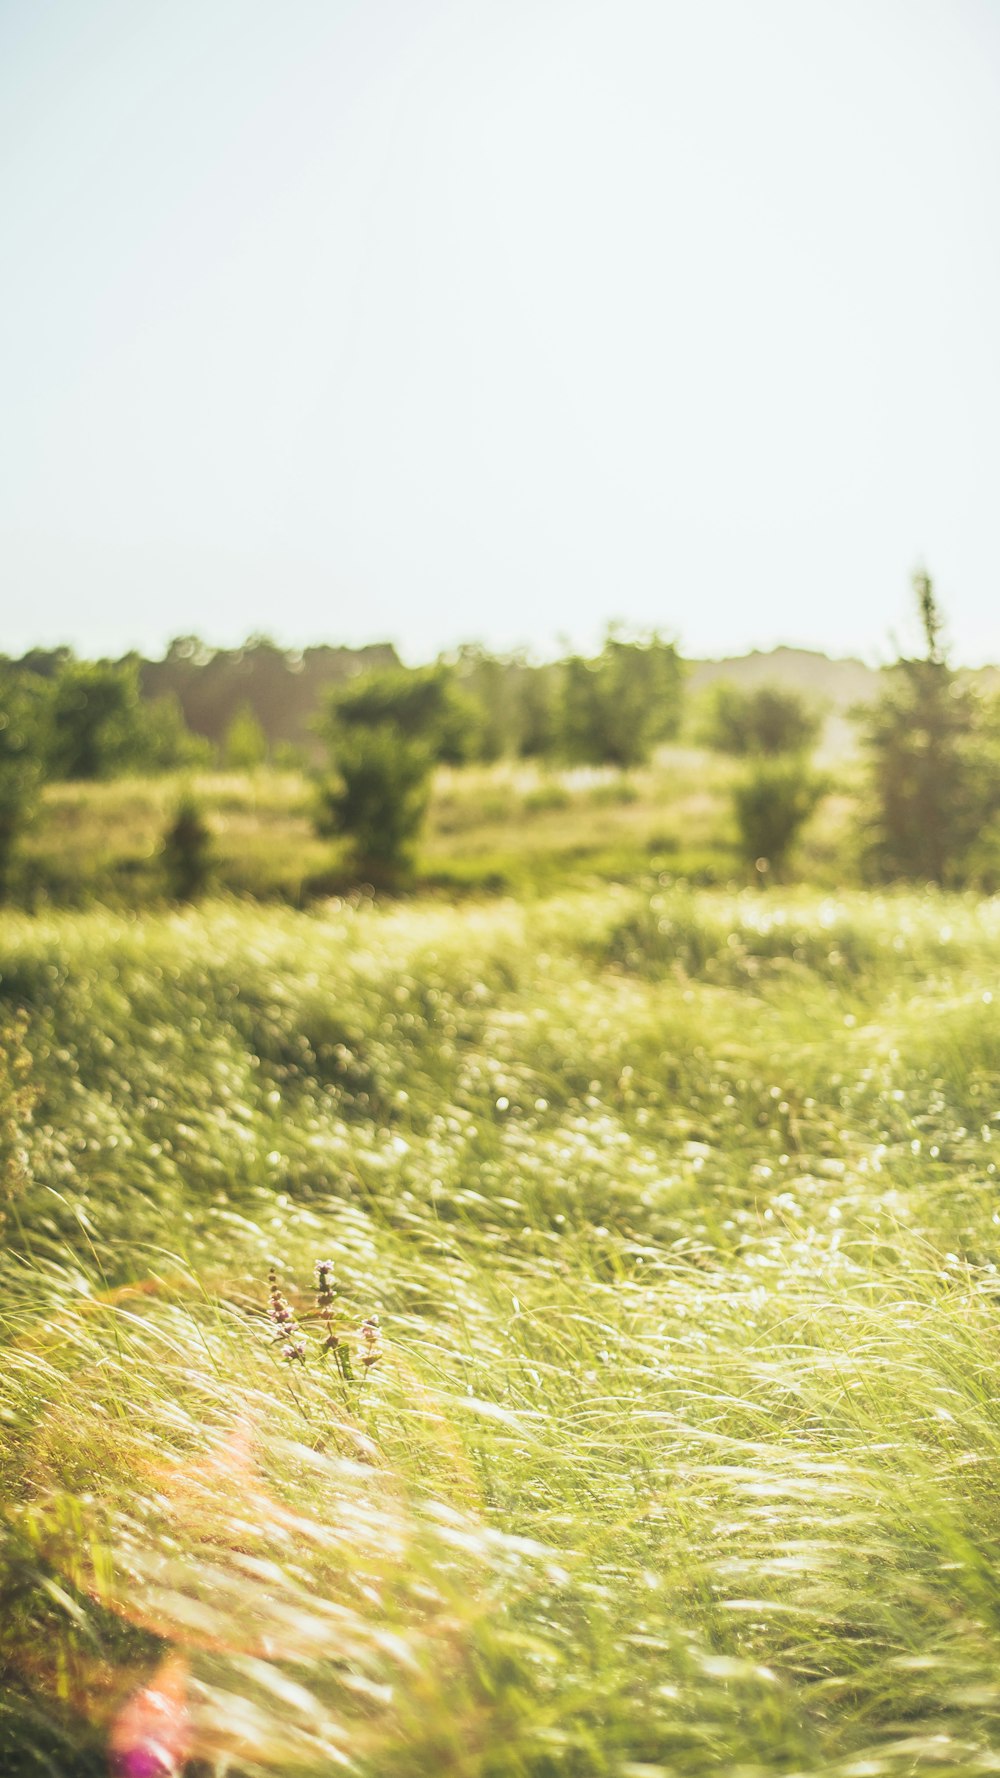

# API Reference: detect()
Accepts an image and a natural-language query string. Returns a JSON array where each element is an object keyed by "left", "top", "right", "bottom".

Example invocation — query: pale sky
[{"left": 2, "top": 0, "right": 998, "bottom": 666}]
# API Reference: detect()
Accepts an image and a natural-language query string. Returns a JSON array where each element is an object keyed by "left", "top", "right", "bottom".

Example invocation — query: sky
[{"left": 1, "top": 0, "right": 999, "bottom": 667}]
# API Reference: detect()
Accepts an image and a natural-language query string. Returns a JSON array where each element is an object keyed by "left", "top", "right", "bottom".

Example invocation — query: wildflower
[
  {"left": 315, "top": 1257, "right": 354, "bottom": 1378},
  {"left": 315, "top": 1258, "right": 337, "bottom": 1335},
  {"left": 359, "top": 1314, "right": 384, "bottom": 1369},
  {"left": 267, "top": 1265, "right": 307, "bottom": 1363}
]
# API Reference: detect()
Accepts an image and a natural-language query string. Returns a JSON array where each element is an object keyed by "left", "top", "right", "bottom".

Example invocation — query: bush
[
  {"left": 161, "top": 796, "right": 213, "bottom": 900},
  {"left": 316, "top": 725, "right": 432, "bottom": 882},
  {"left": 731, "top": 757, "right": 826, "bottom": 881},
  {"left": 700, "top": 681, "right": 822, "bottom": 757}
]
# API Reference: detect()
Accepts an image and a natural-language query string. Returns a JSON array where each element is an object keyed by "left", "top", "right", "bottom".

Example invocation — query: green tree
[
  {"left": 700, "top": 681, "right": 822, "bottom": 757},
  {"left": 326, "top": 664, "right": 478, "bottom": 766},
  {"left": 316, "top": 725, "right": 431, "bottom": 882},
  {"left": 223, "top": 702, "right": 269, "bottom": 770},
  {"left": 560, "top": 631, "right": 683, "bottom": 768},
  {"left": 47, "top": 660, "right": 206, "bottom": 779},
  {"left": 143, "top": 692, "right": 214, "bottom": 772},
  {"left": 47, "top": 660, "right": 143, "bottom": 779},
  {"left": 447, "top": 649, "right": 562, "bottom": 762},
  {"left": 860, "top": 572, "right": 997, "bottom": 884},
  {"left": 0, "top": 672, "right": 50, "bottom": 899},
  {"left": 731, "top": 757, "right": 826, "bottom": 883},
  {"left": 450, "top": 646, "right": 510, "bottom": 762},
  {"left": 517, "top": 662, "right": 560, "bottom": 758}
]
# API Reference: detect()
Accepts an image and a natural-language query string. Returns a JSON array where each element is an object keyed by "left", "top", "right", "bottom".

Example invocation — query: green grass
[{"left": 3, "top": 884, "right": 1000, "bottom": 1774}]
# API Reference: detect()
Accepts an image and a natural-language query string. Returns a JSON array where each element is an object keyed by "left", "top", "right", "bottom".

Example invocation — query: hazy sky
[{"left": 2, "top": 0, "right": 998, "bottom": 665}]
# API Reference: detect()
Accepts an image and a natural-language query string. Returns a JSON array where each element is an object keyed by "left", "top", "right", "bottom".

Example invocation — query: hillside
[
  {"left": 687, "top": 645, "right": 876, "bottom": 709},
  {"left": 687, "top": 646, "right": 1000, "bottom": 758}
]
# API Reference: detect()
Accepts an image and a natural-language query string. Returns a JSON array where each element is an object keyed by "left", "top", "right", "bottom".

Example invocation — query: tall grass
[{"left": 2, "top": 886, "right": 1000, "bottom": 1774}]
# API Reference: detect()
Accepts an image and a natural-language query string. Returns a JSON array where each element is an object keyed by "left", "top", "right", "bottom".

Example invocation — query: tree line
[
  {"left": 0, "top": 630, "right": 686, "bottom": 893},
  {"left": 2, "top": 580, "right": 999, "bottom": 895}
]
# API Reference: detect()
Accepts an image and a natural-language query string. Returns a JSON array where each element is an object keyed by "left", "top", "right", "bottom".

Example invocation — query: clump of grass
[{"left": 0, "top": 1006, "right": 35, "bottom": 1233}]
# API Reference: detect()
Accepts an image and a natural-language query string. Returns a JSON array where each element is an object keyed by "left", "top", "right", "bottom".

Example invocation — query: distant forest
[
  {"left": 4, "top": 581, "right": 1000, "bottom": 900},
  {"left": 3, "top": 632, "right": 686, "bottom": 768},
  {"left": 5, "top": 631, "right": 997, "bottom": 769},
  {"left": 11, "top": 637, "right": 399, "bottom": 757}
]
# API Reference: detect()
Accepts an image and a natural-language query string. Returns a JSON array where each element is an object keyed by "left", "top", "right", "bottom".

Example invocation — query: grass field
[
  {"left": 3, "top": 882, "right": 1000, "bottom": 1775},
  {"left": 19, "top": 751, "right": 858, "bottom": 906}
]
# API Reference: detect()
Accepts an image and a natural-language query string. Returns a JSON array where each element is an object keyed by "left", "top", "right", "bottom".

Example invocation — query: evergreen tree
[
  {"left": 161, "top": 796, "right": 213, "bottom": 900},
  {"left": 223, "top": 702, "right": 269, "bottom": 770},
  {"left": 861, "top": 572, "right": 995, "bottom": 884}
]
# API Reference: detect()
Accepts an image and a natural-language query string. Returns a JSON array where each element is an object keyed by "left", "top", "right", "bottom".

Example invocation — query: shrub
[
  {"left": 731, "top": 756, "right": 826, "bottom": 881},
  {"left": 316, "top": 725, "right": 432, "bottom": 882},
  {"left": 700, "top": 681, "right": 822, "bottom": 757},
  {"left": 161, "top": 796, "right": 213, "bottom": 900}
]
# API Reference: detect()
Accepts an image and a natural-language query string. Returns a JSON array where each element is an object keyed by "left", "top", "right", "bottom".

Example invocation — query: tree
[
  {"left": 450, "top": 646, "right": 512, "bottom": 762},
  {"left": 517, "top": 662, "right": 560, "bottom": 758},
  {"left": 0, "top": 671, "right": 51, "bottom": 899},
  {"left": 560, "top": 630, "right": 683, "bottom": 768},
  {"left": 316, "top": 725, "right": 431, "bottom": 881},
  {"left": 143, "top": 692, "right": 215, "bottom": 772},
  {"left": 325, "top": 664, "right": 478, "bottom": 766},
  {"left": 731, "top": 757, "right": 826, "bottom": 882},
  {"left": 317, "top": 664, "right": 470, "bottom": 882},
  {"left": 860, "top": 572, "right": 997, "bottom": 884},
  {"left": 223, "top": 702, "right": 269, "bottom": 770},
  {"left": 47, "top": 660, "right": 143, "bottom": 779},
  {"left": 45, "top": 659, "right": 208, "bottom": 780},
  {"left": 700, "top": 681, "right": 822, "bottom": 757}
]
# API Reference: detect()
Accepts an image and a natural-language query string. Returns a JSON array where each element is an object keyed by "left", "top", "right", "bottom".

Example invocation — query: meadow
[
  {"left": 3, "top": 880, "right": 1000, "bottom": 1775},
  {"left": 20, "top": 749, "right": 857, "bottom": 907}
]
